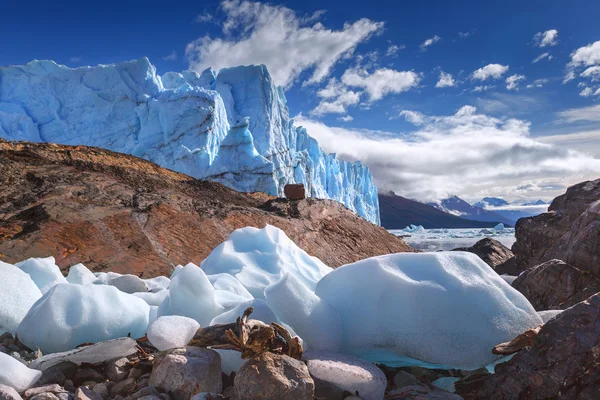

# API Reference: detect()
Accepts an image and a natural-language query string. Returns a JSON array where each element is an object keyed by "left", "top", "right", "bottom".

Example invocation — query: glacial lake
[{"left": 389, "top": 227, "right": 516, "bottom": 252}]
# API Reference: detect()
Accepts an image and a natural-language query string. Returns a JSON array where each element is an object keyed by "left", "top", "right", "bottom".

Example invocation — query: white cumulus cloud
[
  {"left": 186, "top": 0, "right": 384, "bottom": 87},
  {"left": 420, "top": 35, "right": 441, "bottom": 51},
  {"left": 341, "top": 67, "right": 421, "bottom": 101},
  {"left": 472, "top": 64, "right": 509, "bottom": 81},
  {"left": 534, "top": 29, "right": 558, "bottom": 47},
  {"left": 506, "top": 74, "right": 526, "bottom": 91},
  {"left": 556, "top": 104, "right": 600, "bottom": 123},
  {"left": 435, "top": 71, "right": 455, "bottom": 88},
  {"left": 532, "top": 53, "right": 552, "bottom": 63},
  {"left": 312, "top": 79, "right": 361, "bottom": 115}
]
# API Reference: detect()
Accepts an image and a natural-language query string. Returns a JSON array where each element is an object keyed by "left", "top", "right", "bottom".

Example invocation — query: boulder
[
  {"left": 388, "top": 384, "right": 463, "bottom": 399},
  {"left": 452, "top": 238, "right": 514, "bottom": 270},
  {"left": 512, "top": 259, "right": 600, "bottom": 310},
  {"left": 0, "top": 385, "right": 22, "bottom": 400},
  {"left": 457, "top": 293, "right": 600, "bottom": 399},
  {"left": 149, "top": 347, "right": 221, "bottom": 400},
  {"left": 284, "top": 184, "right": 306, "bottom": 201},
  {"left": 234, "top": 353, "right": 314, "bottom": 400},
  {"left": 74, "top": 387, "right": 103, "bottom": 400}
]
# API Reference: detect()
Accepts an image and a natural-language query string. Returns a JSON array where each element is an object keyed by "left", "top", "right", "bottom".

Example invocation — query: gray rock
[
  {"left": 108, "top": 275, "right": 148, "bottom": 294},
  {"left": 105, "top": 358, "right": 130, "bottom": 382},
  {"left": 136, "top": 396, "right": 161, "bottom": 400},
  {"left": 0, "top": 385, "right": 23, "bottom": 400},
  {"left": 91, "top": 384, "right": 110, "bottom": 400},
  {"left": 389, "top": 385, "right": 462, "bottom": 399},
  {"left": 72, "top": 369, "right": 104, "bottom": 386},
  {"left": 392, "top": 371, "right": 422, "bottom": 389},
  {"left": 129, "top": 387, "right": 160, "bottom": 400},
  {"left": 29, "top": 394, "right": 60, "bottom": 400},
  {"left": 54, "top": 393, "right": 72, "bottom": 400},
  {"left": 74, "top": 387, "right": 102, "bottom": 400},
  {"left": 24, "top": 386, "right": 66, "bottom": 399},
  {"left": 149, "top": 347, "right": 222, "bottom": 400},
  {"left": 235, "top": 353, "right": 314, "bottom": 400},
  {"left": 109, "top": 379, "right": 136, "bottom": 398},
  {"left": 37, "top": 362, "right": 78, "bottom": 386}
]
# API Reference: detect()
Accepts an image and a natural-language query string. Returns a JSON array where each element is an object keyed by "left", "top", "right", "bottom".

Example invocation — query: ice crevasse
[{"left": 0, "top": 58, "right": 380, "bottom": 224}]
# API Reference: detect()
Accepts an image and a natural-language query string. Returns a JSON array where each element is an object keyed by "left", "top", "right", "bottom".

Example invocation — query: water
[{"left": 389, "top": 228, "right": 516, "bottom": 252}]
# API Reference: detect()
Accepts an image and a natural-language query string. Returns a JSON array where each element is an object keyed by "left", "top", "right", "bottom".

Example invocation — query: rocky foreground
[{"left": 0, "top": 139, "right": 413, "bottom": 276}]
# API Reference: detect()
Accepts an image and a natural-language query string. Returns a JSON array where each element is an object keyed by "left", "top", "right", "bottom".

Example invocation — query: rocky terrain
[{"left": 0, "top": 139, "right": 413, "bottom": 276}]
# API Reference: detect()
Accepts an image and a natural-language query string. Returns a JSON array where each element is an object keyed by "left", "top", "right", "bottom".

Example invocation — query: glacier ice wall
[{"left": 0, "top": 58, "right": 380, "bottom": 224}]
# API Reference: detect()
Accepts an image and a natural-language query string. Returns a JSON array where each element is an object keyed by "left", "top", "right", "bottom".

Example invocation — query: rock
[
  {"left": 109, "top": 379, "right": 136, "bottom": 398},
  {"left": 459, "top": 293, "right": 600, "bottom": 399},
  {"left": 512, "top": 259, "right": 600, "bottom": 310},
  {"left": 29, "top": 395, "right": 59, "bottom": 400},
  {"left": 24, "top": 386, "right": 65, "bottom": 399},
  {"left": 137, "top": 396, "right": 161, "bottom": 400},
  {"left": 492, "top": 325, "right": 542, "bottom": 355},
  {"left": 284, "top": 184, "right": 306, "bottom": 201},
  {"left": 91, "top": 383, "right": 110, "bottom": 400},
  {"left": 234, "top": 353, "right": 314, "bottom": 400},
  {"left": 108, "top": 275, "right": 148, "bottom": 294},
  {"left": 105, "top": 358, "right": 130, "bottom": 382},
  {"left": 74, "top": 387, "right": 102, "bottom": 400},
  {"left": 0, "top": 385, "right": 23, "bottom": 400},
  {"left": 392, "top": 371, "right": 422, "bottom": 389},
  {"left": 36, "top": 362, "right": 78, "bottom": 386},
  {"left": 452, "top": 238, "right": 514, "bottom": 270},
  {"left": 388, "top": 384, "right": 462, "bottom": 399},
  {"left": 149, "top": 347, "right": 221, "bottom": 400},
  {"left": 129, "top": 387, "right": 160, "bottom": 400},
  {"left": 72, "top": 370, "right": 104, "bottom": 387},
  {"left": 512, "top": 178, "right": 600, "bottom": 274},
  {"left": 54, "top": 394, "right": 71, "bottom": 400},
  {"left": 305, "top": 352, "right": 386, "bottom": 400}
]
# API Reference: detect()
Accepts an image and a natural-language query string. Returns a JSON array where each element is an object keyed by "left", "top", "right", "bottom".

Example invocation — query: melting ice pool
[{"left": 389, "top": 227, "right": 516, "bottom": 252}]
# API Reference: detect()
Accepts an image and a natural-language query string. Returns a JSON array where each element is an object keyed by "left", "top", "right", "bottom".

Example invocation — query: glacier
[{"left": 0, "top": 58, "right": 380, "bottom": 224}]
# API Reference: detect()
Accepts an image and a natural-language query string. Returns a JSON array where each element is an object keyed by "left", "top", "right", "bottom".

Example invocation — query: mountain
[
  {"left": 522, "top": 199, "right": 547, "bottom": 206},
  {"left": 474, "top": 197, "right": 510, "bottom": 208},
  {"left": 0, "top": 139, "right": 413, "bottom": 276},
  {"left": 379, "top": 192, "right": 506, "bottom": 229},
  {"left": 0, "top": 58, "right": 379, "bottom": 224},
  {"left": 430, "top": 196, "right": 514, "bottom": 226}
]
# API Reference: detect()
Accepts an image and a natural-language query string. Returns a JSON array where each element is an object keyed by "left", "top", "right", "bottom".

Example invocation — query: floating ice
[
  {"left": 0, "top": 58, "right": 380, "bottom": 224},
  {"left": 0, "top": 261, "right": 42, "bottom": 334},
  {"left": 17, "top": 284, "right": 149, "bottom": 354},
  {"left": 265, "top": 273, "right": 341, "bottom": 352},
  {"left": 29, "top": 338, "right": 138, "bottom": 371},
  {"left": 66, "top": 263, "right": 102, "bottom": 285},
  {"left": 147, "top": 316, "right": 200, "bottom": 351},
  {"left": 402, "top": 224, "right": 425, "bottom": 233},
  {"left": 210, "top": 299, "right": 277, "bottom": 326},
  {"left": 305, "top": 351, "right": 387, "bottom": 400},
  {"left": 315, "top": 252, "right": 542, "bottom": 369},
  {"left": 158, "top": 263, "right": 220, "bottom": 326},
  {"left": 16, "top": 257, "right": 67, "bottom": 294},
  {"left": 432, "top": 377, "right": 460, "bottom": 393},
  {"left": 493, "top": 223, "right": 505, "bottom": 231},
  {"left": 201, "top": 225, "right": 331, "bottom": 298},
  {"left": 0, "top": 352, "right": 42, "bottom": 392}
]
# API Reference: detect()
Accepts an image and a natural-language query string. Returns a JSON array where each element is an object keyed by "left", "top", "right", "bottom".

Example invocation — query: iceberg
[{"left": 0, "top": 58, "right": 380, "bottom": 224}]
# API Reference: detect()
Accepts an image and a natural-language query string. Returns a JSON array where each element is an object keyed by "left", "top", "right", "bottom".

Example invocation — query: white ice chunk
[
  {"left": 66, "top": 263, "right": 102, "bottom": 285},
  {"left": 201, "top": 225, "right": 331, "bottom": 298},
  {"left": 0, "top": 352, "right": 42, "bottom": 392},
  {"left": 157, "top": 263, "right": 220, "bottom": 326},
  {"left": 500, "top": 275, "right": 517, "bottom": 285},
  {"left": 143, "top": 276, "right": 170, "bottom": 291},
  {"left": 17, "top": 283, "right": 149, "bottom": 354},
  {"left": 16, "top": 257, "right": 67, "bottom": 294},
  {"left": 494, "top": 223, "right": 505, "bottom": 231},
  {"left": 149, "top": 306, "right": 159, "bottom": 327},
  {"left": 265, "top": 273, "right": 341, "bottom": 352},
  {"left": 29, "top": 337, "right": 137, "bottom": 371},
  {"left": 538, "top": 309, "right": 563, "bottom": 323},
  {"left": 133, "top": 290, "right": 169, "bottom": 306},
  {"left": 108, "top": 274, "right": 148, "bottom": 294},
  {"left": 0, "top": 261, "right": 42, "bottom": 334},
  {"left": 305, "top": 351, "right": 387, "bottom": 400},
  {"left": 214, "top": 349, "right": 246, "bottom": 375},
  {"left": 214, "top": 291, "right": 251, "bottom": 313},
  {"left": 315, "top": 252, "right": 542, "bottom": 369},
  {"left": 210, "top": 299, "right": 277, "bottom": 326},
  {"left": 147, "top": 315, "right": 200, "bottom": 351},
  {"left": 432, "top": 377, "right": 460, "bottom": 393},
  {"left": 207, "top": 274, "right": 253, "bottom": 299}
]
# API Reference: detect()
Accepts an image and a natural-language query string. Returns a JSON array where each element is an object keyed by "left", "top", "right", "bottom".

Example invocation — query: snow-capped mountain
[
  {"left": 471, "top": 197, "right": 549, "bottom": 225},
  {"left": 0, "top": 58, "right": 379, "bottom": 224},
  {"left": 430, "top": 196, "right": 514, "bottom": 226},
  {"left": 473, "top": 197, "right": 510, "bottom": 208}
]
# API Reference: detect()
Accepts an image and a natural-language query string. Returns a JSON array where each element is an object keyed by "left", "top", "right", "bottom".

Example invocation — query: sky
[{"left": 2, "top": 0, "right": 600, "bottom": 203}]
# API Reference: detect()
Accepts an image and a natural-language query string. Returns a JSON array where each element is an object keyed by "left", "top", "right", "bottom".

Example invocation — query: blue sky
[{"left": 2, "top": 0, "right": 600, "bottom": 202}]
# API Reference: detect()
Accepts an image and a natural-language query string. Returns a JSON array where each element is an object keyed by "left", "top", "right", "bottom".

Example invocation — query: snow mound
[
  {"left": 0, "top": 352, "right": 41, "bottom": 392},
  {"left": 158, "top": 263, "right": 220, "bottom": 326},
  {"left": 315, "top": 252, "right": 542, "bottom": 369},
  {"left": 265, "top": 273, "right": 341, "bottom": 352},
  {"left": 0, "top": 261, "right": 42, "bottom": 334},
  {"left": 147, "top": 316, "right": 200, "bottom": 351},
  {"left": 201, "top": 225, "right": 331, "bottom": 298},
  {"left": 305, "top": 351, "right": 387, "bottom": 400},
  {"left": 16, "top": 257, "right": 67, "bottom": 294},
  {"left": 66, "top": 263, "right": 102, "bottom": 285},
  {"left": 17, "top": 284, "right": 149, "bottom": 354}
]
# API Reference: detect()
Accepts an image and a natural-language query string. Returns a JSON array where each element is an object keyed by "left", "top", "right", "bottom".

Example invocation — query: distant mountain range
[
  {"left": 378, "top": 192, "right": 506, "bottom": 229},
  {"left": 379, "top": 193, "right": 550, "bottom": 229}
]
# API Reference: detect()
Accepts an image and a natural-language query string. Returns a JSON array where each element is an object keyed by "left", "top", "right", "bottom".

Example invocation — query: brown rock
[
  {"left": 458, "top": 293, "right": 600, "bottom": 399},
  {"left": 284, "top": 184, "right": 306, "bottom": 200},
  {"left": 74, "top": 387, "right": 103, "bottom": 400},
  {"left": 110, "top": 378, "right": 136, "bottom": 398},
  {"left": 0, "top": 140, "right": 413, "bottom": 274},
  {"left": 452, "top": 238, "right": 514, "bottom": 270},
  {"left": 234, "top": 353, "right": 314, "bottom": 400},
  {"left": 0, "top": 385, "right": 22, "bottom": 400},
  {"left": 512, "top": 259, "right": 600, "bottom": 310},
  {"left": 492, "top": 325, "right": 542, "bottom": 355},
  {"left": 23, "top": 386, "right": 66, "bottom": 399}
]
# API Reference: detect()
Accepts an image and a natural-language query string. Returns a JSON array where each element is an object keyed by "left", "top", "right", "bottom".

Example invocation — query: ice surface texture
[
  {"left": 0, "top": 58, "right": 379, "bottom": 224},
  {"left": 315, "top": 251, "right": 542, "bottom": 369},
  {"left": 0, "top": 261, "right": 42, "bottom": 334},
  {"left": 147, "top": 315, "right": 200, "bottom": 351},
  {"left": 0, "top": 352, "right": 41, "bottom": 392}
]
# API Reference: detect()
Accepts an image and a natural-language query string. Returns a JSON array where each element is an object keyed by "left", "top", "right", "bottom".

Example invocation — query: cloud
[
  {"left": 435, "top": 71, "right": 455, "bottom": 88},
  {"left": 340, "top": 67, "right": 421, "bottom": 101},
  {"left": 475, "top": 92, "right": 541, "bottom": 116},
  {"left": 579, "top": 87, "right": 594, "bottom": 97},
  {"left": 458, "top": 31, "right": 472, "bottom": 38},
  {"left": 295, "top": 106, "right": 600, "bottom": 201},
  {"left": 69, "top": 56, "right": 81, "bottom": 63},
  {"left": 539, "top": 129, "right": 600, "bottom": 157},
  {"left": 386, "top": 44, "right": 405, "bottom": 57},
  {"left": 526, "top": 78, "right": 548, "bottom": 89},
  {"left": 472, "top": 85, "right": 494, "bottom": 92},
  {"left": 420, "top": 35, "right": 441, "bottom": 51},
  {"left": 506, "top": 74, "right": 526, "bottom": 90},
  {"left": 581, "top": 65, "right": 600, "bottom": 81},
  {"left": 311, "top": 79, "right": 361, "bottom": 115},
  {"left": 565, "top": 40, "right": 600, "bottom": 84},
  {"left": 471, "top": 64, "right": 509, "bottom": 81},
  {"left": 162, "top": 50, "right": 178, "bottom": 61},
  {"left": 338, "top": 115, "right": 354, "bottom": 122},
  {"left": 556, "top": 104, "right": 600, "bottom": 123},
  {"left": 195, "top": 12, "right": 215, "bottom": 23},
  {"left": 186, "top": 0, "right": 384, "bottom": 87},
  {"left": 532, "top": 53, "right": 552, "bottom": 63},
  {"left": 534, "top": 29, "right": 558, "bottom": 47}
]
